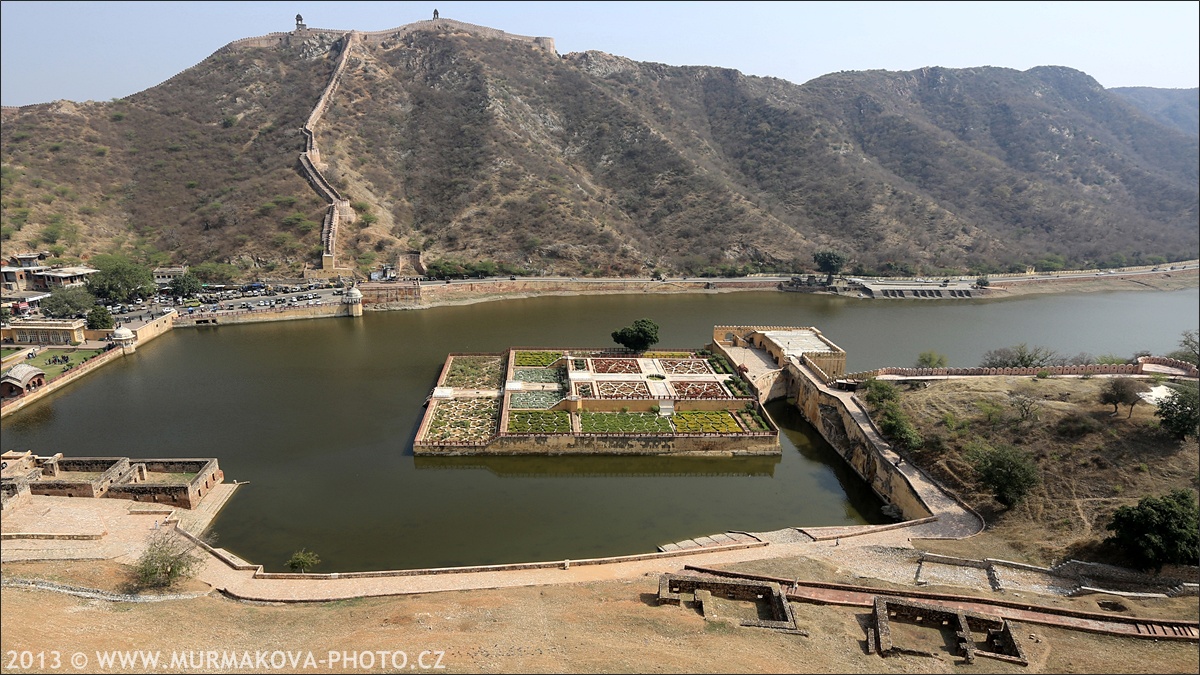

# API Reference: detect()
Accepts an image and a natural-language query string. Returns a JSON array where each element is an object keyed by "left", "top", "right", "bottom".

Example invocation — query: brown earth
[{"left": 3, "top": 554, "right": 1198, "bottom": 674}]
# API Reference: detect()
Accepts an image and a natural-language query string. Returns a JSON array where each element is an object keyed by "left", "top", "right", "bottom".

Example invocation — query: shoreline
[{"left": 361, "top": 268, "right": 1200, "bottom": 312}]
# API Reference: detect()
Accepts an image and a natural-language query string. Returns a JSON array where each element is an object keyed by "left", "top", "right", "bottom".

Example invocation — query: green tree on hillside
[
  {"left": 1099, "top": 378, "right": 1149, "bottom": 418},
  {"left": 967, "top": 441, "right": 1040, "bottom": 508},
  {"left": 86, "top": 255, "right": 156, "bottom": 304},
  {"left": 1155, "top": 384, "right": 1199, "bottom": 440},
  {"left": 41, "top": 286, "right": 97, "bottom": 318},
  {"left": 1105, "top": 489, "right": 1200, "bottom": 572},
  {"left": 611, "top": 318, "right": 659, "bottom": 351}
]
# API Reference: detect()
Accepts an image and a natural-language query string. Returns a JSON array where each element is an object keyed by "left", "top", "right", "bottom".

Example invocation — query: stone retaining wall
[
  {"left": 173, "top": 302, "right": 349, "bottom": 327},
  {"left": 416, "top": 432, "right": 779, "bottom": 457}
]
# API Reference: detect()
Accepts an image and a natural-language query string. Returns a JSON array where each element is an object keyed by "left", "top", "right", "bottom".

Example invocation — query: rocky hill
[
  {"left": 2, "top": 20, "right": 1197, "bottom": 281},
  {"left": 1111, "top": 86, "right": 1199, "bottom": 137}
]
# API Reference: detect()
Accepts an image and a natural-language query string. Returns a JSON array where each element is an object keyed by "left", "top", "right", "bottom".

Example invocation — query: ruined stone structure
[
  {"left": 869, "top": 595, "right": 1027, "bottom": 665},
  {"left": 0, "top": 451, "right": 223, "bottom": 512},
  {"left": 657, "top": 573, "right": 805, "bottom": 634}
]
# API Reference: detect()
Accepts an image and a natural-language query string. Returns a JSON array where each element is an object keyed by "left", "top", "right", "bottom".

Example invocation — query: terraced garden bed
[
  {"left": 424, "top": 398, "right": 500, "bottom": 443},
  {"left": 596, "top": 381, "right": 652, "bottom": 398},
  {"left": 513, "top": 351, "right": 562, "bottom": 367},
  {"left": 509, "top": 390, "right": 564, "bottom": 409},
  {"left": 506, "top": 410, "right": 572, "bottom": 434},
  {"left": 443, "top": 355, "right": 505, "bottom": 389},
  {"left": 672, "top": 381, "right": 730, "bottom": 398},
  {"left": 659, "top": 359, "right": 711, "bottom": 375},
  {"left": 513, "top": 367, "right": 565, "bottom": 384},
  {"left": 592, "top": 358, "right": 641, "bottom": 374},
  {"left": 736, "top": 407, "right": 771, "bottom": 432},
  {"left": 579, "top": 412, "right": 673, "bottom": 434},
  {"left": 671, "top": 411, "right": 743, "bottom": 433}
]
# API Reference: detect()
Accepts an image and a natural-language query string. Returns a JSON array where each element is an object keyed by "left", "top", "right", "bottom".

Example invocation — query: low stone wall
[
  {"left": 197, "top": 538, "right": 766, "bottom": 587},
  {"left": 30, "top": 458, "right": 129, "bottom": 499},
  {"left": 416, "top": 433, "right": 779, "bottom": 457},
  {"left": 173, "top": 303, "right": 349, "bottom": 327}
]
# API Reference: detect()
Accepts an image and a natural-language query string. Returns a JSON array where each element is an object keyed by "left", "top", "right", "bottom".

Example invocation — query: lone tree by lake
[
  {"left": 286, "top": 548, "right": 321, "bottom": 573},
  {"left": 611, "top": 318, "right": 659, "bottom": 351},
  {"left": 812, "top": 250, "right": 846, "bottom": 284}
]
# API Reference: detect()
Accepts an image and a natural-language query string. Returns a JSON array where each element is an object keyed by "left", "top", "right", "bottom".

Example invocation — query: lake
[{"left": 3, "top": 287, "right": 1196, "bottom": 571}]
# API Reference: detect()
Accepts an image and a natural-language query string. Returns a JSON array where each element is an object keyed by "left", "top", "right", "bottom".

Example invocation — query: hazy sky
[{"left": 2, "top": 1, "right": 1197, "bottom": 106}]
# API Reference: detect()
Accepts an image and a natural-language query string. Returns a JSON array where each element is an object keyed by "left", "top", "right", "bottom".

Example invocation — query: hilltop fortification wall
[{"left": 224, "top": 18, "right": 556, "bottom": 55}]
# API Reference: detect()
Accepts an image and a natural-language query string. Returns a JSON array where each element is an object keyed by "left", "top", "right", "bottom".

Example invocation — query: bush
[
  {"left": 286, "top": 548, "right": 321, "bottom": 573},
  {"left": 967, "top": 441, "right": 1040, "bottom": 508},
  {"left": 915, "top": 351, "right": 948, "bottom": 368},
  {"left": 1105, "top": 489, "right": 1200, "bottom": 571},
  {"left": 132, "top": 529, "right": 203, "bottom": 589},
  {"left": 861, "top": 378, "right": 898, "bottom": 407},
  {"left": 876, "top": 401, "right": 923, "bottom": 452},
  {"left": 1155, "top": 384, "right": 1199, "bottom": 440},
  {"left": 1055, "top": 411, "right": 1099, "bottom": 438}
]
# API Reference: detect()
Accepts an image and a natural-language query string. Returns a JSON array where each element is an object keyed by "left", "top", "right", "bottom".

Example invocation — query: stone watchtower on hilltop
[{"left": 295, "top": 14, "right": 306, "bottom": 31}]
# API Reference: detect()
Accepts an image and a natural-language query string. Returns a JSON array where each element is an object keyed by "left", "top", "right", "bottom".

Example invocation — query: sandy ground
[{"left": 2, "top": 555, "right": 1197, "bottom": 674}]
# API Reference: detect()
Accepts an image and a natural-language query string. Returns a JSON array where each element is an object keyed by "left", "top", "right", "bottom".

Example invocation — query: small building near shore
[
  {"left": 0, "top": 363, "right": 46, "bottom": 399},
  {"left": 5, "top": 318, "right": 86, "bottom": 345}
]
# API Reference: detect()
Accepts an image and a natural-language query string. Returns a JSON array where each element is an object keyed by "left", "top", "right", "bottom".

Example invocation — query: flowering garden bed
[
  {"left": 513, "top": 367, "right": 565, "bottom": 384},
  {"left": 509, "top": 391, "right": 564, "bottom": 409},
  {"left": 513, "top": 351, "right": 562, "bottom": 367},
  {"left": 592, "top": 358, "right": 642, "bottom": 374},
  {"left": 507, "top": 411, "right": 572, "bottom": 434},
  {"left": 443, "top": 355, "right": 505, "bottom": 389},
  {"left": 670, "top": 411, "right": 742, "bottom": 433},
  {"left": 671, "top": 381, "right": 730, "bottom": 399},
  {"left": 424, "top": 398, "right": 500, "bottom": 443},
  {"left": 580, "top": 412, "right": 673, "bottom": 434}
]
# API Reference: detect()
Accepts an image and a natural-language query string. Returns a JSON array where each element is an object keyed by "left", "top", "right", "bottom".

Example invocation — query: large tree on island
[
  {"left": 812, "top": 250, "right": 846, "bottom": 284},
  {"left": 611, "top": 318, "right": 660, "bottom": 352}
]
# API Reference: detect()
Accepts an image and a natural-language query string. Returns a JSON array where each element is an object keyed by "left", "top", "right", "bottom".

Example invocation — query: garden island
[{"left": 413, "top": 325, "right": 846, "bottom": 456}]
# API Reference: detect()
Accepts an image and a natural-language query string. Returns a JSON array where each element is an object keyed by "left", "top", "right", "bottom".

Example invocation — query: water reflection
[{"left": 412, "top": 454, "right": 781, "bottom": 478}]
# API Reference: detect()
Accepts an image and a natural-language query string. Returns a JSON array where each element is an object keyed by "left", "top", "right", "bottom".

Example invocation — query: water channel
[{"left": 3, "top": 287, "right": 1196, "bottom": 571}]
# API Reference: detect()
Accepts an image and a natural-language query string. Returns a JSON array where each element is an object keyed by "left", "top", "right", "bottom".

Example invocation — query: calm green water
[{"left": 3, "top": 288, "right": 1196, "bottom": 571}]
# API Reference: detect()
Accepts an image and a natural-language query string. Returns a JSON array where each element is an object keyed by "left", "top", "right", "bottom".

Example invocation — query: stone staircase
[{"left": 657, "top": 531, "right": 762, "bottom": 552}]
